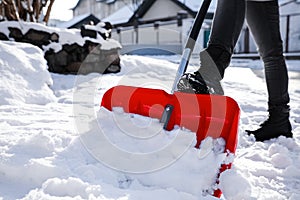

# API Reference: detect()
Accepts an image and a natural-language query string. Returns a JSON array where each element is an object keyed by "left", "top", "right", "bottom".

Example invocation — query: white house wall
[
  {"left": 110, "top": 18, "right": 208, "bottom": 55},
  {"left": 280, "top": 3, "right": 300, "bottom": 15},
  {"left": 111, "top": 23, "right": 182, "bottom": 45},
  {"left": 289, "top": 14, "right": 300, "bottom": 52},
  {"left": 235, "top": 13, "right": 300, "bottom": 53},
  {"left": 138, "top": 25, "right": 181, "bottom": 44},
  {"left": 279, "top": 14, "right": 300, "bottom": 52},
  {"left": 111, "top": 29, "right": 135, "bottom": 44},
  {"left": 159, "top": 26, "right": 182, "bottom": 44}
]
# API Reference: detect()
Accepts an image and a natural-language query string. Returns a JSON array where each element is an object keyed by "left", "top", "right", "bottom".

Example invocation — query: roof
[
  {"left": 72, "top": 0, "right": 120, "bottom": 10},
  {"left": 103, "top": 5, "right": 135, "bottom": 24},
  {"left": 177, "top": 0, "right": 217, "bottom": 12},
  {"left": 72, "top": 0, "right": 82, "bottom": 10},
  {"left": 129, "top": 0, "right": 196, "bottom": 21},
  {"left": 279, "top": 0, "right": 300, "bottom": 6},
  {"left": 73, "top": 0, "right": 217, "bottom": 26},
  {"left": 57, "top": 14, "right": 100, "bottom": 28},
  {"left": 104, "top": 0, "right": 216, "bottom": 26}
]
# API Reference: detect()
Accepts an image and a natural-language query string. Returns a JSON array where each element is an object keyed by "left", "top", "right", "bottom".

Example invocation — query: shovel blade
[
  {"left": 101, "top": 85, "right": 240, "bottom": 153},
  {"left": 101, "top": 85, "right": 240, "bottom": 197}
]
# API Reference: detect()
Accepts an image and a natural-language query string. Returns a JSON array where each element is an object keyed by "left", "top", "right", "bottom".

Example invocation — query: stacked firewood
[{"left": 0, "top": 0, "right": 55, "bottom": 23}]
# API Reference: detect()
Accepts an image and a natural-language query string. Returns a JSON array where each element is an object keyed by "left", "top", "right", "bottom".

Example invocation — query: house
[
  {"left": 102, "top": 0, "right": 217, "bottom": 55},
  {"left": 103, "top": 0, "right": 216, "bottom": 27},
  {"left": 71, "top": 0, "right": 300, "bottom": 56},
  {"left": 71, "top": 0, "right": 217, "bottom": 55},
  {"left": 72, "top": 0, "right": 216, "bottom": 27}
]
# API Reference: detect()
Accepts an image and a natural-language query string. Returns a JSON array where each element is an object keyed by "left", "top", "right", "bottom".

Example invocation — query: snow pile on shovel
[
  {"left": 76, "top": 106, "right": 250, "bottom": 198},
  {"left": 0, "top": 41, "right": 56, "bottom": 105}
]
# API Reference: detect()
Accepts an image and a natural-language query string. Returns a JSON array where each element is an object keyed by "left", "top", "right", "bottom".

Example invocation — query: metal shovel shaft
[{"left": 171, "top": 0, "right": 212, "bottom": 94}]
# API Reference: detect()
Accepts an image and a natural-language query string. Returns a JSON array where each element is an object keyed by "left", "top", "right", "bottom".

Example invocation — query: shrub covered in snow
[{"left": 0, "top": 21, "right": 122, "bottom": 74}]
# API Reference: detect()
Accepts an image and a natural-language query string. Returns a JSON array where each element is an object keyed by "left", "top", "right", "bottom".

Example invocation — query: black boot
[
  {"left": 246, "top": 105, "right": 293, "bottom": 141},
  {"left": 177, "top": 71, "right": 210, "bottom": 94},
  {"left": 177, "top": 45, "right": 231, "bottom": 95}
]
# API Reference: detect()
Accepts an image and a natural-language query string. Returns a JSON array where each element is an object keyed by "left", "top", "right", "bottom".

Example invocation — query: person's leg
[
  {"left": 245, "top": 0, "right": 292, "bottom": 141},
  {"left": 208, "top": 0, "right": 246, "bottom": 56},
  {"left": 177, "top": 0, "right": 245, "bottom": 94}
]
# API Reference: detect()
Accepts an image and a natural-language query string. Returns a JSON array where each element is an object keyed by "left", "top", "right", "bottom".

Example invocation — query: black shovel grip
[
  {"left": 183, "top": 0, "right": 212, "bottom": 73},
  {"left": 185, "top": 0, "right": 212, "bottom": 51}
]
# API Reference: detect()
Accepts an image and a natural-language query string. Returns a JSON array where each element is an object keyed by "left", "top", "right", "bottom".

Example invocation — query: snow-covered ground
[{"left": 0, "top": 40, "right": 300, "bottom": 200}]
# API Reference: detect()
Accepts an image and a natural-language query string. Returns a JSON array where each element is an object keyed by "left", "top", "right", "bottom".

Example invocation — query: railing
[
  {"left": 111, "top": 20, "right": 183, "bottom": 45},
  {"left": 235, "top": 13, "right": 300, "bottom": 54},
  {"left": 111, "top": 13, "right": 300, "bottom": 55},
  {"left": 110, "top": 18, "right": 211, "bottom": 55},
  {"left": 282, "top": 13, "right": 300, "bottom": 53}
]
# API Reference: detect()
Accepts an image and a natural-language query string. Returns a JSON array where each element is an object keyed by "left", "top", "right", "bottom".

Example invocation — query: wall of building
[
  {"left": 234, "top": 2, "right": 300, "bottom": 54},
  {"left": 280, "top": 2, "right": 300, "bottom": 53},
  {"left": 111, "top": 21, "right": 183, "bottom": 45},
  {"left": 73, "top": 0, "right": 300, "bottom": 55},
  {"left": 110, "top": 18, "right": 209, "bottom": 55},
  {"left": 142, "top": 0, "right": 183, "bottom": 21},
  {"left": 73, "top": 0, "right": 142, "bottom": 20}
]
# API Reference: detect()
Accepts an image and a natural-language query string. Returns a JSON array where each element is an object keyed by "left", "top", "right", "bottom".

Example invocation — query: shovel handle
[
  {"left": 185, "top": 0, "right": 212, "bottom": 53},
  {"left": 171, "top": 0, "right": 212, "bottom": 94}
]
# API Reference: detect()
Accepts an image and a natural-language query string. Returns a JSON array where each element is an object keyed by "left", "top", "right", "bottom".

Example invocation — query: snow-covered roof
[
  {"left": 57, "top": 13, "right": 91, "bottom": 28},
  {"left": 102, "top": 5, "right": 134, "bottom": 24},
  {"left": 177, "top": 0, "right": 217, "bottom": 12},
  {"left": 279, "top": 0, "right": 300, "bottom": 6},
  {"left": 103, "top": 0, "right": 217, "bottom": 25},
  {"left": 74, "top": 0, "right": 119, "bottom": 10},
  {"left": 96, "top": 0, "right": 117, "bottom": 4}
]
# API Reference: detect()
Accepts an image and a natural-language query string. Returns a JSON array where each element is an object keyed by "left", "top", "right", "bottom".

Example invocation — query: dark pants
[{"left": 208, "top": 0, "right": 290, "bottom": 108}]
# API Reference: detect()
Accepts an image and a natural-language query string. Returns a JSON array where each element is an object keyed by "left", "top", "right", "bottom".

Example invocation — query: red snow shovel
[{"left": 101, "top": 0, "right": 240, "bottom": 197}]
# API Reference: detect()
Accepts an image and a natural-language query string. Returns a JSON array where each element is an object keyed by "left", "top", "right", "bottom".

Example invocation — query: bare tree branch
[
  {"left": 0, "top": 0, "right": 55, "bottom": 23},
  {"left": 43, "top": 0, "right": 54, "bottom": 24},
  {"left": 3, "top": 0, "right": 19, "bottom": 20}
]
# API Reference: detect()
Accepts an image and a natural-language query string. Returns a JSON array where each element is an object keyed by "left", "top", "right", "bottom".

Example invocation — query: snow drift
[
  {"left": 0, "top": 41, "right": 299, "bottom": 200},
  {"left": 0, "top": 41, "right": 56, "bottom": 105}
]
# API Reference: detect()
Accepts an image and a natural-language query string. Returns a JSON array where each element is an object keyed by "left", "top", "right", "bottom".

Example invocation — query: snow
[
  {"left": 0, "top": 41, "right": 56, "bottom": 105},
  {"left": 57, "top": 13, "right": 92, "bottom": 28},
  {"left": 103, "top": 0, "right": 218, "bottom": 25},
  {"left": 0, "top": 21, "right": 121, "bottom": 52},
  {"left": 218, "top": 170, "right": 251, "bottom": 200},
  {"left": 0, "top": 40, "right": 300, "bottom": 200},
  {"left": 177, "top": 0, "right": 217, "bottom": 12},
  {"left": 103, "top": 5, "right": 135, "bottom": 25}
]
